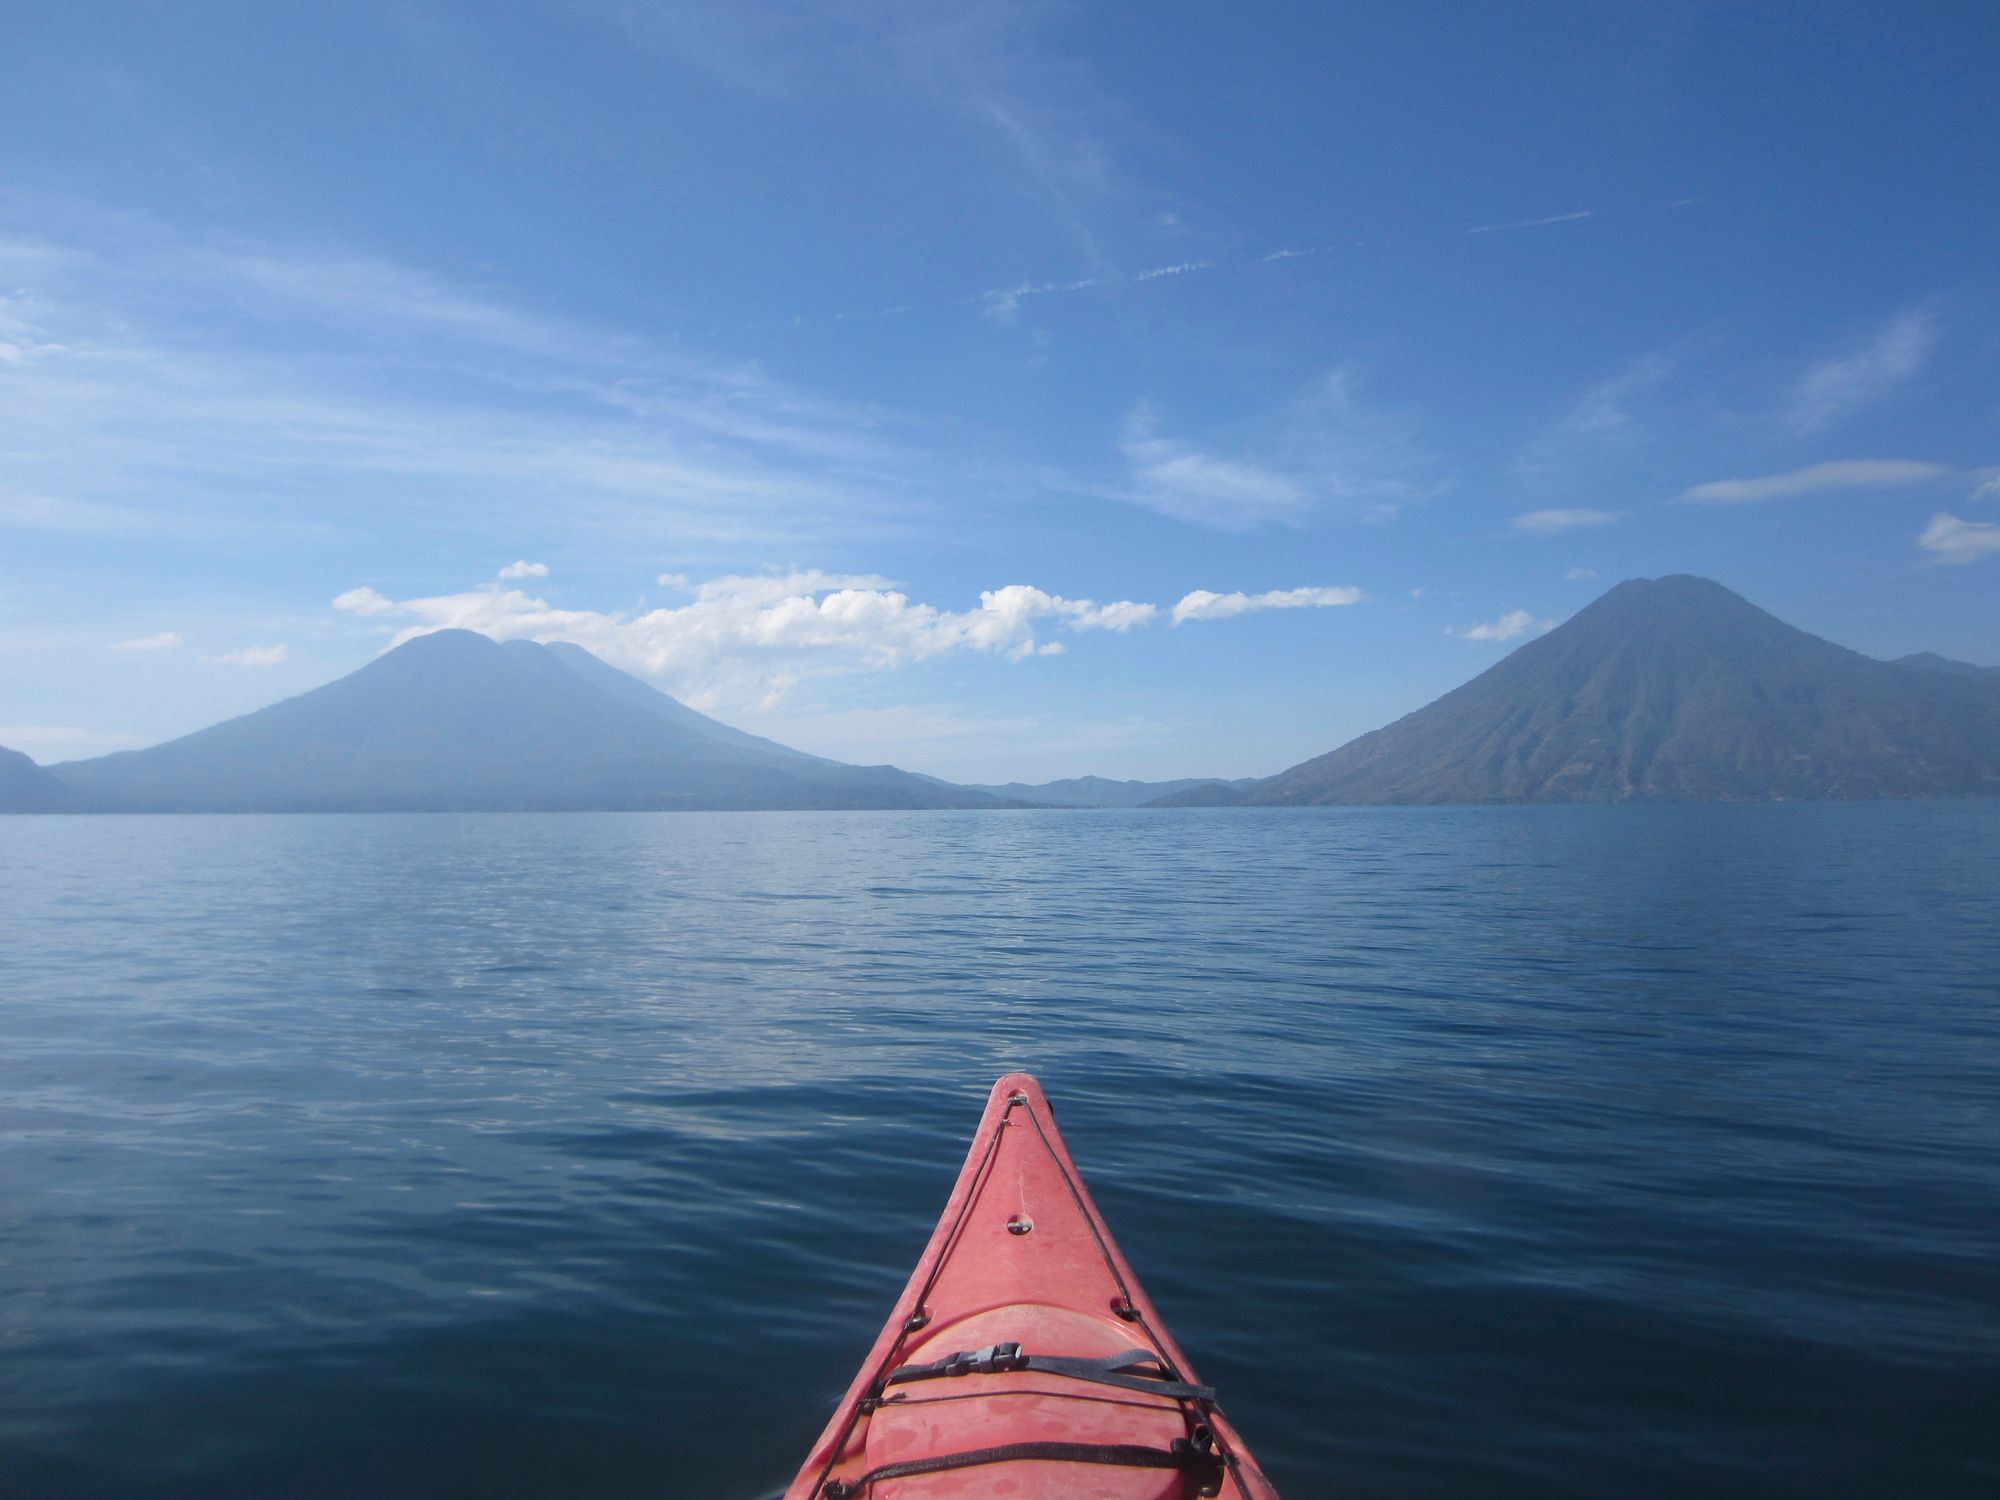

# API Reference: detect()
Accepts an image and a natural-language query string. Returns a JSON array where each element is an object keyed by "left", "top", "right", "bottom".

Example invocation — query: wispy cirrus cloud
[
  {"left": 1916, "top": 513, "right": 2000, "bottom": 566},
  {"left": 981, "top": 276, "right": 1099, "bottom": 324},
  {"left": 1120, "top": 410, "right": 1306, "bottom": 528},
  {"left": 1135, "top": 260, "right": 1212, "bottom": 281},
  {"left": 1676, "top": 459, "right": 1948, "bottom": 505},
  {"left": 1789, "top": 308, "right": 1937, "bottom": 433},
  {"left": 208, "top": 246, "right": 636, "bottom": 366},
  {"left": 1513, "top": 354, "right": 1676, "bottom": 483},
  {"left": 1511, "top": 507, "right": 1617, "bottom": 535},
  {"left": 111, "top": 631, "right": 183, "bottom": 652},
  {"left": 623, "top": 3, "right": 1129, "bottom": 269},
  {"left": 496, "top": 560, "right": 549, "bottom": 580},
  {"left": 0, "top": 228, "right": 962, "bottom": 560},
  {"left": 1465, "top": 209, "right": 1593, "bottom": 235},
  {"left": 0, "top": 489, "right": 176, "bottom": 537},
  {"left": 1116, "top": 372, "right": 1438, "bottom": 530}
]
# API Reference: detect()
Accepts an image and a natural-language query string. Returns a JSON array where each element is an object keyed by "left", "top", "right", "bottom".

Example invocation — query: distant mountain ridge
[
  {"left": 2, "top": 631, "right": 1004, "bottom": 813},
  {"left": 1894, "top": 651, "right": 2000, "bottom": 681},
  {"left": 962, "top": 774, "right": 1259, "bottom": 808},
  {"left": 9, "top": 581, "right": 1998, "bottom": 814},
  {"left": 1215, "top": 575, "right": 2000, "bottom": 805}
]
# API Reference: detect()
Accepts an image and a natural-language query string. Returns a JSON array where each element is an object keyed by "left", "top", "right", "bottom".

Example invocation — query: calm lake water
[{"left": 2, "top": 805, "right": 1997, "bottom": 1498}]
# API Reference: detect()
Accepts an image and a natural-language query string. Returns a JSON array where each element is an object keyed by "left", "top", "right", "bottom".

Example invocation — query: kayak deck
[{"left": 787, "top": 1073, "right": 1279, "bottom": 1499}]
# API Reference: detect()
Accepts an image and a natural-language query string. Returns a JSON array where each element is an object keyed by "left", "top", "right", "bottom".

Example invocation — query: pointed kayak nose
[{"left": 786, "top": 1074, "right": 1280, "bottom": 1498}]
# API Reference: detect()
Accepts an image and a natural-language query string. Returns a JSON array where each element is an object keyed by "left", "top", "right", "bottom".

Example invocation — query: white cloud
[
  {"left": 1452, "top": 610, "right": 1555, "bottom": 642},
  {"left": 1171, "top": 586, "right": 1363, "bottom": 624},
  {"left": 1075, "top": 598, "right": 1159, "bottom": 631},
  {"left": 331, "top": 568, "right": 1363, "bottom": 706},
  {"left": 1790, "top": 309, "right": 1937, "bottom": 432},
  {"left": 1676, "top": 459, "right": 1947, "bottom": 505},
  {"left": 1117, "top": 373, "right": 1436, "bottom": 530},
  {"left": 1971, "top": 474, "right": 2000, "bottom": 506},
  {"left": 1465, "top": 209, "right": 1593, "bottom": 235},
  {"left": 1511, "top": 507, "right": 1617, "bottom": 535},
  {"left": 957, "top": 584, "right": 1159, "bottom": 653},
  {"left": 1916, "top": 513, "right": 2000, "bottom": 566},
  {"left": 209, "top": 643, "right": 290, "bottom": 667},
  {"left": 1566, "top": 567, "right": 1597, "bottom": 581},
  {"left": 497, "top": 560, "right": 549, "bottom": 580},
  {"left": 332, "top": 585, "right": 399, "bottom": 616},
  {"left": 111, "top": 631, "right": 183, "bottom": 652},
  {"left": 333, "top": 571, "right": 1160, "bottom": 691}
]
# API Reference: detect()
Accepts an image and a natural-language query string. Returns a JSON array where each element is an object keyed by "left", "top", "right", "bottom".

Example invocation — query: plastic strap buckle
[{"left": 942, "top": 1341, "right": 1024, "bottom": 1375}]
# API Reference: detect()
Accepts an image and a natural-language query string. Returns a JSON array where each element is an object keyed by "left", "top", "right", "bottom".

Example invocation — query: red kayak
[{"left": 787, "top": 1073, "right": 1280, "bottom": 1499}]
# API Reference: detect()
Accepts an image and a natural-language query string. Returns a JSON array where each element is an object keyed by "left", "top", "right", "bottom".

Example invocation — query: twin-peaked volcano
[
  {"left": 7, "top": 631, "right": 1003, "bottom": 813},
  {"left": 1239, "top": 575, "right": 2000, "bottom": 804}
]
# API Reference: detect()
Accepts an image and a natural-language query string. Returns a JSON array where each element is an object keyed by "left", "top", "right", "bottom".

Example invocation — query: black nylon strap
[
  {"left": 1024, "top": 1350, "right": 1216, "bottom": 1403},
  {"left": 819, "top": 1438, "right": 1223, "bottom": 1498}
]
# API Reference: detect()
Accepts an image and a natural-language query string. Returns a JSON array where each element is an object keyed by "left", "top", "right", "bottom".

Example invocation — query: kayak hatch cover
[{"left": 787, "top": 1072, "right": 1281, "bottom": 1499}]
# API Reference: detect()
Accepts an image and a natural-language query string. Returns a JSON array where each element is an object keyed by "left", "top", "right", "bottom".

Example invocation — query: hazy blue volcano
[
  {"left": 2, "top": 631, "right": 1004, "bottom": 813},
  {"left": 0, "top": 746, "right": 67, "bottom": 811},
  {"left": 1235, "top": 576, "right": 2000, "bottom": 805}
]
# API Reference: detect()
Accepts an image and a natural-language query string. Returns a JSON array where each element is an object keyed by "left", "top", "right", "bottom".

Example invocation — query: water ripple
[{"left": 1, "top": 804, "right": 1997, "bottom": 1497}]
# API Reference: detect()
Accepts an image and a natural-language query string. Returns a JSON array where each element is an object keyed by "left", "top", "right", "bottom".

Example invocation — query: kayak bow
[{"left": 788, "top": 1073, "right": 1279, "bottom": 1499}]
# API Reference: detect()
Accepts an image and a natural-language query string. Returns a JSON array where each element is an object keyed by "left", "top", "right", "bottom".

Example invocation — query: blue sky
[{"left": 3, "top": 1, "right": 1996, "bottom": 782}]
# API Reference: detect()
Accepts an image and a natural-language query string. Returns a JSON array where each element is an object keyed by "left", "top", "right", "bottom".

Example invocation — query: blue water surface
[{"left": 2, "top": 804, "right": 1997, "bottom": 1498}]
